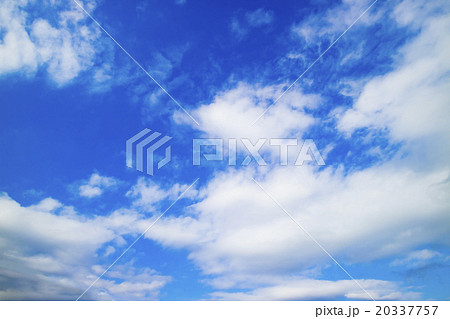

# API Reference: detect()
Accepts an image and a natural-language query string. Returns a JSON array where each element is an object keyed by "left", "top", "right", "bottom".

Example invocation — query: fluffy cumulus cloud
[
  {"left": 157, "top": 0, "right": 450, "bottom": 300},
  {"left": 175, "top": 83, "right": 319, "bottom": 141},
  {"left": 0, "top": 0, "right": 106, "bottom": 85},
  {"left": 337, "top": 0, "right": 450, "bottom": 163},
  {"left": 2, "top": 0, "right": 450, "bottom": 301},
  {"left": 142, "top": 163, "right": 448, "bottom": 299},
  {"left": 78, "top": 173, "right": 119, "bottom": 198},
  {"left": 0, "top": 193, "right": 171, "bottom": 300},
  {"left": 0, "top": 0, "right": 37, "bottom": 75},
  {"left": 173, "top": 82, "right": 325, "bottom": 167}
]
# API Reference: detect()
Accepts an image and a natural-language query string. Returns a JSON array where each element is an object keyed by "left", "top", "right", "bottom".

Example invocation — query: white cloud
[
  {"left": 28, "top": 197, "right": 63, "bottom": 212},
  {"left": 337, "top": 0, "right": 450, "bottom": 168},
  {"left": 78, "top": 173, "right": 118, "bottom": 198},
  {"left": 149, "top": 52, "right": 173, "bottom": 81},
  {"left": 174, "top": 82, "right": 319, "bottom": 141},
  {"left": 104, "top": 245, "right": 116, "bottom": 257},
  {"left": 230, "top": 17, "right": 248, "bottom": 40},
  {"left": 158, "top": 0, "right": 450, "bottom": 299},
  {"left": 31, "top": 18, "right": 96, "bottom": 84},
  {"left": 79, "top": 185, "right": 103, "bottom": 198},
  {"left": 390, "top": 249, "right": 445, "bottom": 269},
  {"left": 0, "top": 0, "right": 38, "bottom": 75},
  {"left": 393, "top": 0, "right": 446, "bottom": 29},
  {"left": 144, "top": 164, "right": 448, "bottom": 294},
  {"left": 90, "top": 264, "right": 171, "bottom": 300},
  {"left": 0, "top": 193, "right": 171, "bottom": 300},
  {"left": 292, "top": 0, "right": 380, "bottom": 44},
  {"left": 0, "top": 0, "right": 107, "bottom": 85},
  {"left": 126, "top": 177, "right": 198, "bottom": 212},
  {"left": 62, "top": 164, "right": 441, "bottom": 300},
  {"left": 246, "top": 8, "right": 274, "bottom": 27},
  {"left": 211, "top": 278, "right": 419, "bottom": 301},
  {"left": 2, "top": 0, "right": 449, "bottom": 301},
  {"left": 174, "top": 82, "right": 325, "bottom": 166},
  {"left": 230, "top": 8, "right": 274, "bottom": 39}
]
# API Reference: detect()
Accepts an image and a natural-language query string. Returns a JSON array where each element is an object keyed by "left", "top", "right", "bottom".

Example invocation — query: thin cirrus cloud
[
  {"left": 230, "top": 8, "right": 274, "bottom": 39},
  {"left": 246, "top": 8, "right": 274, "bottom": 27},
  {"left": 291, "top": 0, "right": 380, "bottom": 44}
]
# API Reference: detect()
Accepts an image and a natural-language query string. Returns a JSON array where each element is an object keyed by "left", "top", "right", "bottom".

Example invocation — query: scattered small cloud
[
  {"left": 126, "top": 177, "right": 197, "bottom": 212},
  {"left": 246, "top": 8, "right": 274, "bottom": 27},
  {"left": 78, "top": 173, "right": 119, "bottom": 198}
]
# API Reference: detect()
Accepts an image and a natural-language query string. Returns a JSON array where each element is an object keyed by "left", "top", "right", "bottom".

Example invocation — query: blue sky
[{"left": 0, "top": 0, "right": 449, "bottom": 300}]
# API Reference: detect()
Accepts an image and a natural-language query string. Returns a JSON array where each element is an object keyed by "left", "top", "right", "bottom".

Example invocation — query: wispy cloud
[
  {"left": 211, "top": 278, "right": 420, "bottom": 301},
  {"left": 230, "top": 8, "right": 274, "bottom": 39},
  {"left": 126, "top": 177, "right": 198, "bottom": 213},
  {"left": 292, "top": 0, "right": 380, "bottom": 45},
  {"left": 391, "top": 249, "right": 446, "bottom": 269},
  {"left": 246, "top": 8, "right": 274, "bottom": 27}
]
